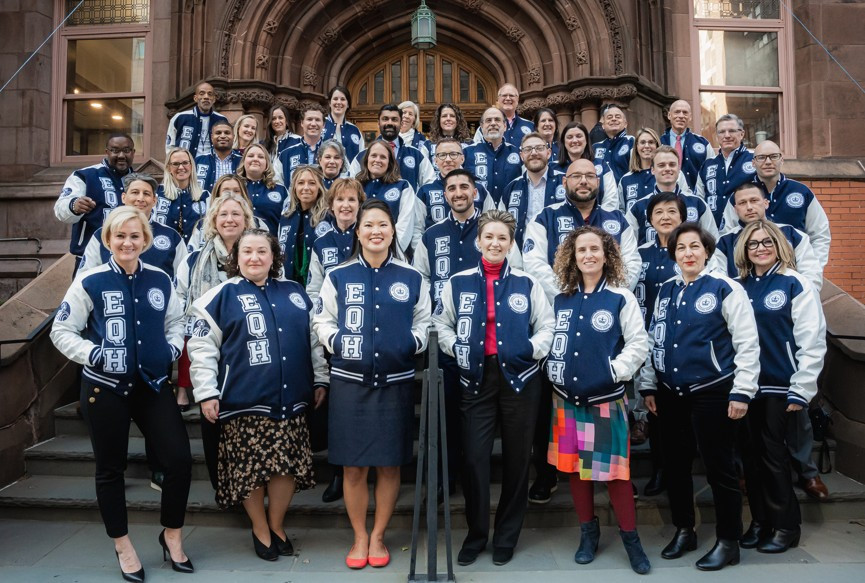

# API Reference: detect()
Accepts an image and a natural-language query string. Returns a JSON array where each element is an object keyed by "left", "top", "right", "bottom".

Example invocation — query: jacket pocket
[
  {"left": 219, "top": 364, "right": 230, "bottom": 398},
  {"left": 608, "top": 357, "right": 617, "bottom": 383},
  {"left": 785, "top": 341, "right": 797, "bottom": 370},
  {"left": 708, "top": 341, "right": 722, "bottom": 373}
]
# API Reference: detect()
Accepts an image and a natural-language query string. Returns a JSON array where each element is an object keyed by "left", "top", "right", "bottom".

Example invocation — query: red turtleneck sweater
[{"left": 482, "top": 257, "right": 503, "bottom": 356}]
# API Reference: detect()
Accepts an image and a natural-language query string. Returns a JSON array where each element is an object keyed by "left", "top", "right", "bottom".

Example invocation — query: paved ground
[{"left": 1, "top": 518, "right": 864, "bottom": 582}]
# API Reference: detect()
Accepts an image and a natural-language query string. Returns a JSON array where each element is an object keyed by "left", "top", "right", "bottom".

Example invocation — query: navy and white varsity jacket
[
  {"left": 625, "top": 186, "right": 718, "bottom": 246},
  {"left": 416, "top": 176, "right": 493, "bottom": 231},
  {"left": 522, "top": 199, "right": 641, "bottom": 301},
  {"left": 166, "top": 106, "right": 229, "bottom": 158},
  {"left": 463, "top": 140, "right": 523, "bottom": 206},
  {"left": 708, "top": 221, "right": 823, "bottom": 292},
  {"left": 545, "top": 278, "right": 648, "bottom": 406},
  {"left": 471, "top": 114, "right": 534, "bottom": 146},
  {"left": 323, "top": 115, "right": 365, "bottom": 162},
  {"left": 187, "top": 277, "right": 328, "bottom": 420},
  {"left": 278, "top": 208, "right": 324, "bottom": 283},
  {"left": 51, "top": 258, "right": 184, "bottom": 395},
  {"left": 362, "top": 178, "right": 417, "bottom": 252},
  {"left": 275, "top": 139, "right": 323, "bottom": 186},
  {"left": 245, "top": 180, "right": 288, "bottom": 234},
  {"left": 194, "top": 151, "right": 241, "bottom": 192},
  {"left": 306, "top": 218, "right": 356, "bottom": 301},
  {"left": 401, "top": 129, "right": 432, "bottom": 159},
  {"left": 154, "top": 185, "right": 210, "bottom": 243},
  {"left": 54, "top": 160, "right": 132, "bottom": 256},
  {"left": 695, "top": 144, "right": 756, "bottom": 229},
  {"left": 314, "top": 254, "right": 430, "bottom": 387},
  {"left": 737, "top": 263, "right": 826, "bottom": 407},
  {"left": 270, "top": 132, "right": 302, "bottom": 160},
  {"left": 499, "top": 167, "right": 566, "bottom": 247},
  {"left": 618, "top": 168, "right": 691, "bottom": 214},
  {"left": 721, "top": 174, "right": 831, "bottom": 266},
  {"left": 349, "top": 136, "right": 436, "bottom": 191},
  {"left": 433, "top": 259, "right": 554, "bottom": 393},
  {"left": 81, "top": 220, "right": 187, "bottom": 279},
  {"left": 634, "top": 240, "right": 679, "bottom": 329},
  {"left": 637, "top": 268, "right": 760, "bottom": 402},
  {"left": 660, "top": 128, "right": 715, "bottom": 191},
  {"left": 592, "top": 130, "right": 635, "bottom": 183}
]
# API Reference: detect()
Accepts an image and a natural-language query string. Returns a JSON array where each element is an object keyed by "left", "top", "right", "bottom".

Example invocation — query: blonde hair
[
  {"left": 283, "top": 166, "right": 329, "bottom": 227},
  {"left": 162, "top": 147, "right": 204, "bottom": 202},
  {"left": 203, "top": 192, "right": 255, "bottom": 242},
  {"left": 477, "top": 209, "right": 516, "bottom": 241},
  {"left": 101, "top": 207, "right": 153, "bottom": 251},
  {"left": 236, "top": 143, "right": 276, "bottom": 189},
  {"left": 629, "top": 128, "right": 661, "bottom": 173},
  {"left": 232, "top": 114, "right": 258, "bottom": 150},
  {"left": 326, "top": 177, "right": 366, "bottom": 211},
  {"left": 734, "top": 220, "right": 796, "bottom": 279}
]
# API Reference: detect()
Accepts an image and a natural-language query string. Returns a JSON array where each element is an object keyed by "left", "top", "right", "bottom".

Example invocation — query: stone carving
[
  {"left": 255, "top": 52, "right": 269, "bottom": 69},
  {"left": 576, "top": 49, "right": 588, "bottom": 65},
  {"left": 463, "top": 0, "right": 486, "bottom": 13},
  {"left": 506, "top": 26, "right": 525, "bottom": 43},
  {"left": 518, "top": 83, "right": 639, "bottom": 115},
  {"left": 225, "top": 89, "right": 276, "bottom": 108},
  {"left": 318, "top": 27, "right": 339, "bottom": 47},
  {"left": 220, "top": 0, "right": 249, "bottom": 77},
  {"left": 565, "top": 16, "right": 581, "bottom": 31},
  {"left": 303, "top": 67, "right": 319, "bottom": 88},
  {"left": 600, "top": 0, "right": 625, "bottom": 75},
  {"left": 358, "top": 0, "right": 383, "bottom": 15},
  {"left": 276, "top": 96, "right": 300, "bottom": 109},
  {"left": 263, "top": 19, "right": 278, "bottom": 35},
  {"left": 521, "top": 98, "right": 546, "bottom": 111},
  {"left": 527, "top": 67, "right": 541, "bottom": 86}
]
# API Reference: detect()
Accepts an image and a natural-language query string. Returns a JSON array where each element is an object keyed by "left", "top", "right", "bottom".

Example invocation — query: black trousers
[
  {"left": 80, "top": 378, "right": 192, "bottom": 538},
  {"left": 461, "top": 356, "right": 541, "bottom": 551},
  {"left": 656, "top": 384, "right": 743, "bottom": 541},
  {"left": 200, "top": 413, "right": 220, "bottom": 490},
  {"left": 531, "top": 375, "right": 557, "bottom": 485},
  {"left": 439, "top": 354, "right": 463, "bottom": 487},
  {"left": 741, "top": 396, "right": 801, "bottom": 530}
]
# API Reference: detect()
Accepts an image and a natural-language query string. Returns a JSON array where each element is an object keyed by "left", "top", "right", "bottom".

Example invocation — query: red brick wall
[{"left": 801, "top": 179, "right": 865, "bottom": 303}]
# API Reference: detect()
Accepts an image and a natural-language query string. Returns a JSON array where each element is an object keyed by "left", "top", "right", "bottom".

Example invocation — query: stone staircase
[{"left": 2, "top": 398, "right": 863, "bottom": 529}]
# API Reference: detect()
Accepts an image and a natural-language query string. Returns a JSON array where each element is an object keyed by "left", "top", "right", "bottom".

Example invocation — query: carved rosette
[
  {"left": 576, "top": 49, "right": 588, "bottom": 66},
  {"left": 358, "top": 0, "right": 383, "bottom": 15},
  {"left": 565, "top": 16, "right": 581, "bottom": 31},
  {"left": 506, "top": 26, "right": 525, "bottom": 43},
  {"left": 527, "top": 67, "right": 541, "bottom": 86},
  {"left": 302, "top": 67, "right": 319, "bottom": 88},
  {"left": 463, "top": 0, "right": 486, "bottom": 13},
  {"left": 255, "top": 52, "right": 269, "bottom": 69},
  {"left": 318, "top": 27, "right": 339, "bottom": 47},
  {"left": 263, "top": 19, "right": 278, "bottom": 35}
]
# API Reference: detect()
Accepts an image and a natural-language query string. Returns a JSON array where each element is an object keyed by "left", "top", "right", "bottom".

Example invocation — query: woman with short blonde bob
[
  {"left": 236, "top": 142, "right": 288, "bottom": 233},
  {"left": 232, "top": 114, "right": 259, "bottom": 154},
  {"left": 733, "top": 220, "right": 826, "bottom": 554},
  {"left": 52, "top": 206, "right": 192, "bottom": 581},
  {"left": 156, "top": 147, "right": 207, "bottom": 242},
  {"left": 546, "top": 226, "right": 650, "bottom": 573},
  {"left": 277, "top": 165, "right": 329, "bottom": 284}
]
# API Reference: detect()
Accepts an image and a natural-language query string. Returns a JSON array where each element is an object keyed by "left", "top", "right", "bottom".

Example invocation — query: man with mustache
[
  {"left": 194, "top": 120, "right": 241, "bottom": 192},
  {"left": 464, "top": 107, "right": 523, "bottom": 207},
  {"left": 166, "top": 81, "right": 229, "bottom": 157},
  {"left": 472, "top": 83, "right": 534, "bottom": 146}
]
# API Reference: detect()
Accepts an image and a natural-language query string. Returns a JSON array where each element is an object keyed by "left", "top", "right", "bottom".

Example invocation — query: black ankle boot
[
  {"left": 619, "top": 529, "right": 651, "bottom": 574},
  {"left": 757, "top": 528, "right": 800, "bottom": 553},
  {"left": 695, "top": 538, "right": 740, "bottom": 571},
  {"left": 740, "top": 521, "right": 769, "bottom": 549},
  {"left": 643, "top": 470, "right": 664, "bottom": 496},
  {"left": 574, "top": 516, "right": 601, "bottom": 564},
  {"left": 661, "top": 527, "right": 697, "bottom": 559},
  {"left": 322, "top": 474, "right": 343, "bottom": 503}
]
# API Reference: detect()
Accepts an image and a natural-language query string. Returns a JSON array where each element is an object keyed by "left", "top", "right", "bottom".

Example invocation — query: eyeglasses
[
  {"left": 746, "top": 238, "right": 775, "bottom": 251},
  {"left": 520, "top": 144, "right": 550, "bottom": 154},
  {"left": 754, "top": 153, "right": 782, "bottom": 164},
  {"left": 169, "top": 161, "right": 191, "bottom": 168},
  {"left": 565, "top": 172, "right": 598, "bottom": 182},
  {"left": 434, "top": 151, "right": 463, "bottom": 160},
  {"left": 107, "top": 147, "right": 134, "bottom": 155}
]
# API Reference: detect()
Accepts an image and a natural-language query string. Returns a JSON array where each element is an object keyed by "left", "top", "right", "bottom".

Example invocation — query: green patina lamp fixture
[{"left": 411, "top": 0, "right": 437, "bottom": 49}]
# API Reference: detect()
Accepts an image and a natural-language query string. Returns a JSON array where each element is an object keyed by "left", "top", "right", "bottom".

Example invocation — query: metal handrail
[
  {"left": 0, "top": 308, "right": 56, "bottom": 347},
  {"left": 0, "top": 236, "right": 43, "bottom": 253},
  {"left": 0, "top": 257, "right": 44, "bottom": 277}
]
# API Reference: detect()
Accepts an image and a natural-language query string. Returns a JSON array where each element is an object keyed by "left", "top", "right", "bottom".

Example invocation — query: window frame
[
  {"left": 51, "top": 2, "right": 152, "bottom": 165},
  {"left": 689, "top": 4, "right": 796, "bottom": 156}
]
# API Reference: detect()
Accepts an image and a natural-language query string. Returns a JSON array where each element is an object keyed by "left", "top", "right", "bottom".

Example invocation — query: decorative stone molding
[
  {"left": 263, "top": 19, "right": 278, "bottom": 35},
  {"left": 276, "top": 96, "right": 300, "bottom": 109},
  {"left": 318, "top": 27, "right": 340, "bottom": 47},
  {"left": 600, "top": 0, "right": 625, "bottom": 75},
  {"left": 224, "top": 89, "right": 276, "bottom": 109},
  {"left": 576, "top": 49, "right": 588, "bottom": 65},
  {"left": 527, "top": 67, "right": 541, "bottom": 86},
  {"left": 521, "top": 97, "right": 546, "bottom": 111},
  {"left": 517, "top": 83, "right": 639, "bottom": 115},
  {"left": 506, "top": 26, "right": 525, "bottom": 43},
  {"left": 565, "top": 16, "right": 581, "bottom": 31},
  {"left": 463, "top": 0, "right": 486, "bottom": 13},
  {"left": 545, "top": 93, "right": 570, "bottom": 106},
  {"left": 220, "top": 0, "right": 249, "bottom": 77},
  {"left": 358, "top": 0, "right": 383, "bottom": 15},
  {"left": 255, "top": 52, "right": 269, "bottom": 69},
  {"left": 302, "top": 67, "right": 319, "bottom": 88}
]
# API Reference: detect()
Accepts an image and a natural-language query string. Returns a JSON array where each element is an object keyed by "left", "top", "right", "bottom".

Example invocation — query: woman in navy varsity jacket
[
  {"left": 155, "top": 148, "right": 209, "bottom": 243},
  {"left": 434, "top": 210, "right": 554, "bottom": 567},
  {"left": 638, "top": 223, "right": 760, "bottom": 571},
  {"left": 277, "top": 166, "right": 329, "bottom": 285},
  {"left": 51, "top": 206, "right": 192, "bottom": 580},
  {"left": 318, "top": 139, "right": 351, "bottom": 190},
  {"left": 323, "top": 86, "right": 365, "bottom": 163},
  {"left": 307, "top": 177, "right": 365, "bottom": 301},
  {"left": 734, "top": 221, "right": 826, "bottom": 554},
  {"left": 313, "top": 199, "right": 430, "bottom": 569},
  {"left": 236, "top": 143, "right": 288, "bottom": 234},
  {"left": 188, "top": 229, "right": 328, "bottom": 562},
  {"left": 264, "top": 104, "right": 301, "bottom": 160},
  {"left": 546, "top": 226, "right": 650, "bottom": 573},
  {"left": 357, "top": 140, "right": 417, "bottom": 253}
]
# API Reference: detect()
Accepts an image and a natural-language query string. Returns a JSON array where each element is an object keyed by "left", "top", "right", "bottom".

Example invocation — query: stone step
[{"left": 1, "top": 471, "right": 862, "bottom": 530}]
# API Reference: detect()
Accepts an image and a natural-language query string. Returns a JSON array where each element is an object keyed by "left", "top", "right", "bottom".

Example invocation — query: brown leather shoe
[{"left": 800, "top": 476, "right": 829, "bottom": 500}]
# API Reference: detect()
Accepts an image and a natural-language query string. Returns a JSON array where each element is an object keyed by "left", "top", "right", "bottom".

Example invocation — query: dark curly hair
[
  {"left": 553, "top": 226, "right": 627, "bottom": 294},
  {"left": 429, "top": 103, "right": 471, "bottom": 143},
  {"left": 225, "top": 228, "right": 284, "bottom": 280}
]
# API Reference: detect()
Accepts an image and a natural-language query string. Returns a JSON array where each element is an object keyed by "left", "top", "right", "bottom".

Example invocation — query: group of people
[{"left": 50, "top": 78, "right": 832, "bottom": 581}]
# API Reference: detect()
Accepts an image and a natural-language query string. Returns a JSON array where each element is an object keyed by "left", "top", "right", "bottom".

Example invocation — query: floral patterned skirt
[
  {"left": 547, "top": 395, "right": 631, "bottom": 481},
  {"left": 216, "top": 413, "right": 315, "bottom": 509}
]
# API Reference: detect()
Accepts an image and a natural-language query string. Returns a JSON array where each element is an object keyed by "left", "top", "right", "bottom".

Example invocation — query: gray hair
[
  {"left": 122, "top": 172, "right": 159, "bottom": 194},
  {"left": 716, "top": 113, "right": 744, "bottom": 132}
]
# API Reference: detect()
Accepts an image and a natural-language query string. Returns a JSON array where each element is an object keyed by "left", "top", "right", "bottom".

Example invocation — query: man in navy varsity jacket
[
  {"left": 660, "top": 100, "right": 715, "bottom": 191},
  {"left": 721, "top": 140, "right": 831, "bottom": 267},
  {"left": 499, "top": 133, "right": 565, "bottom": 248},
  {"left": 166, "top": 82, "right": 229, "bottom": 158},
  {"left": 592, "top": 105, "right": 635, "bottom": 184},
  {"left": 194, "top": 120, "right": 241, "bottom": 192},
  {"left": 695, "top": 113, "right": 756, "bottom": 229},
  {"left": 523, "top": 158, "right": 641, "bottom": 302},
  {"left": 349, "top": 104, "right": 435, "bottom": 190},
  {"left": 275, "top": 104, "right": 327, "bottom": 186},
  {"left": 464, "top": 107, "right": 523, "bottom": 207},
  {"left": 471, "top": 83, "right": 534, "bottom": 145},
  {"left": 55, "top": 133, "right": 135, "bottom": 272}
]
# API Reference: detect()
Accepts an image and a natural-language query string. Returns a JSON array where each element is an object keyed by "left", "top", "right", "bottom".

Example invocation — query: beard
[
  {"left": 380, "top": 124, "right": 399, "bottom": 141},
  {"left": 567, "top": 186, "right": 598, "bottom": 205}
]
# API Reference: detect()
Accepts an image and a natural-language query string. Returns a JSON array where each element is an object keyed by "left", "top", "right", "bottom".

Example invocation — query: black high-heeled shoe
[
  {"left": 253, "top": 531, "right": 279, "bottom": 561},
  {"left": 115, "top": 550, "right": 145, "bottom": 583},
  {"left": 159, "top": 529, "right": 194, "bottom": 573},
  {"left": 270, "top": 529, "right": 294, "bottom": 556}
]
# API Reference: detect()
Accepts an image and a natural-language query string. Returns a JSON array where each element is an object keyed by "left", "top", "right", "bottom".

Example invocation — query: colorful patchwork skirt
[{"left": 547, "top": 394, "right": 630, "bottom": 481}]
